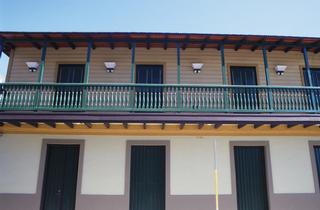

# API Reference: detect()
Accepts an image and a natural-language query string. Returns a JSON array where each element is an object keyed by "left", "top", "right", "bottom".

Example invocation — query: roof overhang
[{"left": 1, "top": 32, "right": 320, "bottom": 56}]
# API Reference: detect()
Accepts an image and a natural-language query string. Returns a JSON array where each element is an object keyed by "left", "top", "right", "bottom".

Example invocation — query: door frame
[
  {"left": 227, "top": 64, "right": 261, "bottom": 85},
  {"left": 125, "top": 140, "right": 170, "bottom": 210},
  {"left": 229, "top": 141, "right": 273, "bottom": 210},
  {"left": 309, "top": 141, "right": 320, "bottom": 194},
  {"left": 36, "top": 139, "right": 85, "bottom": 210}
]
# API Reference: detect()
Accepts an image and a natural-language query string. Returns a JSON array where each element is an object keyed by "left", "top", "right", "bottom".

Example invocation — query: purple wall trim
[{"left": 1, "top": 193, "right": 320, "bottom": 210}]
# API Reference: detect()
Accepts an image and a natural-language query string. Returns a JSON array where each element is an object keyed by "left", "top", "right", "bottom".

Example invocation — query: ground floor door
[
  {"left": 314, "top": 146, "right": 320, "bottom": 189},
  {"left": 41, "top": 145, "right": 80, "bottom": 210},
  {"left": 129, "top": 146, "right": 166, "bottom": 210},
  {"left": 234, "top": 146, "right": 269, "bottom": 210}
]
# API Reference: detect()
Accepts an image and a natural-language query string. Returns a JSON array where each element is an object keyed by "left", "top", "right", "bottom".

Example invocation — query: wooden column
[
  {"left": 220, "top": 45, "right": 227, "bottom": 85},
  {"left": 262, "top": 48, "right": 273, "bottom": 110},
  {"left": 84, "top": 41, "right": 92, "bottom": 83},
  {"left": 220, "top": 44, "right": 229, "bottom": 109},
  {"left": 177, "top": 43, "right": 181, "bottom": 84},
  {"left": 262, "top": 48, "right": 271, "bottom": 85},
  {"left": 131, "top": 43, "right": 136, "bottom": 83},
  {"left": 0, "top": 38, "right": 3, "bottom": 59},
  {"left": 303, "top": 47, "right": 313, "bottom": 86},
  {"left": 38, "top": 42, "right": 47, "bottom": 83},
  {"left": 303, "top": 47, "right": 316, "bottom": 109}
]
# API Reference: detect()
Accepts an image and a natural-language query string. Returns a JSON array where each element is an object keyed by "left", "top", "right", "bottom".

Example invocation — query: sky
[{"left": 0, "top": 0, "right": 319, "bottom": 81}]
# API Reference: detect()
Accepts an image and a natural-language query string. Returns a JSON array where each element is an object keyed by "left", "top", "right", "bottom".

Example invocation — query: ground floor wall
[{"left": 0, "top": 134, "right": 319, "bottom": 210}]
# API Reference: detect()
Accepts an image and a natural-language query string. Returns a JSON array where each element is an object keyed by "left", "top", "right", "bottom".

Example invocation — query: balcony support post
[
  {"left": 84, "top": 41, "right": 92, "bottom": 83},
  {"left": 38, "top": 41, "right": 47, "bottom": 83},
  {"left": 303, "top": 47, "right": 316, "bottom": 110},
  {"left": 131, "top": 43, "right": 136, "bottom": 83},
  {"left": 0, "top": 38, "right": 3, "bottom": 59},
  {"left": 82, "top": 41, "right": 93, "bottom": 109},
  {"left": 303, "top": 47, "right": 313, "bottom": 86},
  {"left": 177, "top": 43, "right": 181, "bottom": 84},
  {"left": 220, "top": 44, "right": 229, "bottom": 109},
  {"left": 262, "top": 48, "right": 273, "bottom": 110},
  {"left": 177, "top": 43, "right": 181, "bottom": 110},
  {"left": 220, "top": 45, "right": 227, "bottom": 85},
  {"left": 130, "top": 43, "right": 136, "bottom": 109}
]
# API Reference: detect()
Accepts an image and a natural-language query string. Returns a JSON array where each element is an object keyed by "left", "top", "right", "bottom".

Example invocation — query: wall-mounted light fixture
[
  {"left": 104, "top": 62, "right": 117, "bottom": 73},
  {"left": 274, "top": 65, "right": 287, "bottom": 76},
  {"left": 192, "top": 63, "right": 204, "bottom": 74},
  {"left": 26, "top": 62, "right": 39, "bottom": 72}
]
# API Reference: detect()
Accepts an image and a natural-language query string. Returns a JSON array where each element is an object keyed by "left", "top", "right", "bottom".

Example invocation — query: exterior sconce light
[
  {"left": 104, "top": 62, "right": 117, "bottom": 73},
  {"left": 274, "top": 65, "right": 287, "bottom": 76},
  {"left": 26, "top": 62, "right": 39, "bottom": 72},
  {"left": 192, "top": 63, "right": 204, "bottom": 74}
]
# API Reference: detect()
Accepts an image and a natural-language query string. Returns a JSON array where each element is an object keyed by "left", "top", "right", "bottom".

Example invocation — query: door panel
[
  {"left": 234, "top": 146, "right": 269, "bottom": 210},
  {"left": 135, "top": 65, "right": 163, "bottom": 109},
  {"left": 314, "top": 146, "right": 320, "bottom": 189},
  {"left": 130, "top": 146, "right": 166, "bottom": 210},
  {"left": 41, "top": 145, "right": 80, "bottom": 210}
]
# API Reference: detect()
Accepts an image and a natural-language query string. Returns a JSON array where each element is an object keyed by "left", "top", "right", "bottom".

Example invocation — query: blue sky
[{"left": 0, "top": 0, "right": 319, "bottom": 81}]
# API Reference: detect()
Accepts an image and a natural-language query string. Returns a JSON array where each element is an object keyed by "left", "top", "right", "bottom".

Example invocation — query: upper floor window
[
  {"left": 303, "top": 68, "right": 320, "bottom": 86},
  {"left": 230, "top": 66, "right": 257, "bottom": 86}
]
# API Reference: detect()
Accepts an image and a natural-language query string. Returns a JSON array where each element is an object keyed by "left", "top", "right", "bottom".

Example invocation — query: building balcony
[{"left": 1, "top": 82, "right": 320, "bottom": 113}]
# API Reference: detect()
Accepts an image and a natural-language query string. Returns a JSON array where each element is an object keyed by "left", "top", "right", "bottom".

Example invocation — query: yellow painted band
[{"left": 0, "top": 123, "right": 320, "bottom": 136}]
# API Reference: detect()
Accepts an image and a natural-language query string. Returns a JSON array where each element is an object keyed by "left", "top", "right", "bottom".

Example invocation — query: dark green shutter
[
  {"left": 129, "top": 146, "right": 166, "bottom": 210},
  {"left": 303, "top": 68, "right": 320, "bottom": 87},
  {"left": 234, "top": 146, "right": 269, "bottom": 210},
  {"left": 314, "top": 146, "right": 320, "bottom": 189},
  {"left": 41, "top": 145, "right": 80, "bottom": 210}
]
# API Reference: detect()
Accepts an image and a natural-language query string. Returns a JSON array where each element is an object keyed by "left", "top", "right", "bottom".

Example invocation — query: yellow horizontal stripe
[{"left": 1, "top": 123, "right": 320, "bottom": 136}]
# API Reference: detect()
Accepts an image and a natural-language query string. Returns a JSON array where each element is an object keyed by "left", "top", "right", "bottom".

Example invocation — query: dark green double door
[
  {"left": 234, "top": 146, "right": 269, "bottom": 210},
  {"left": 230, "top": 66, "right": 258, "bottom": 109},
  {"left": 130, "top": 146, "right": 166, "bottom": 210},
  {"left": 41, "top": 145, "right": 80, "bottom": 210},
  {"left": 55, "top": 64, "right": 85, "bottom": 107},
  {"left": 135, "top": 65, "right": 163, "bottom": 108}
]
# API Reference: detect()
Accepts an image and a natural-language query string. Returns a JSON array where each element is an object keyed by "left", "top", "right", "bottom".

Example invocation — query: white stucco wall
[
  {"left": 0, "top": 135, "right": 42, "bottom": 193},
  {"left": 0, "top": 134, "right": 317, "bottom": 195}
]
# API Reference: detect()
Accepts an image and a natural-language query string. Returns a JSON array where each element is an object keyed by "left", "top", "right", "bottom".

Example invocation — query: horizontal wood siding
[{"left": 7, "top": 48, "right": 320, "bottom": 86}]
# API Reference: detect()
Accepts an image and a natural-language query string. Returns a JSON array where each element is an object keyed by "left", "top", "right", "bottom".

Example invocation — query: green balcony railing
[{"left": 0, "top": 83, "right": 320, "bottom": 113}]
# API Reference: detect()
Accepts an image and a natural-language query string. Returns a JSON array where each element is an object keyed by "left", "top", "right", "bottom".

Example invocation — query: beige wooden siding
[{"left": 7, "top": 47, "right": 320, "bottom": 86}]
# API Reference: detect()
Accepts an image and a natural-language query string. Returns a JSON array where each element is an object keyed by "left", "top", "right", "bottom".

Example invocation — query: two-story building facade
[{"left": 0, "top": 32, "right": 320, "bottom": 210}]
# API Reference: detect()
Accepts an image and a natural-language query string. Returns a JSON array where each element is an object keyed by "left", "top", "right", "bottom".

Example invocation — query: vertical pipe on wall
[
  {"left": 38, "top": 41, "right": 47, "bottom": 83},
  {"left": 84, "top": 41, "right": 92, "bottom": 83},
  {"left": 131, "top": 43, "right": 136, "bottom": 83}
]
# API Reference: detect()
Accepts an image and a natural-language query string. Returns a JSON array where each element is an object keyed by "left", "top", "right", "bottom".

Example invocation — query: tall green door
[
  {"left": 129, "top": 146, "right": 166, "bottom": 210},
  {"left": 234, "top": 146, "right": 269, "bottom": 210},
  {"left": 314, "top": 146, "right": 320, "bottom": 189},
  {"left": 40, "top": 145, "right": 80, "bottom": 210}
]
